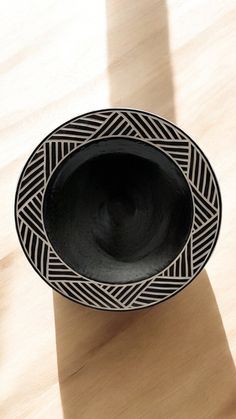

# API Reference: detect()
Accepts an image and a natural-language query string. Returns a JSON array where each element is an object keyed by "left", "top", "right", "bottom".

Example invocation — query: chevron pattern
[{"left": 15, "top": 109, "right": 221, "bottom": 310}]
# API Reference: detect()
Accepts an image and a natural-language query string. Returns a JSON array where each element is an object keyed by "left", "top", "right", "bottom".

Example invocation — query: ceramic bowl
[{"left": 15, "top": 108, "right": 221, "bottom": 310}]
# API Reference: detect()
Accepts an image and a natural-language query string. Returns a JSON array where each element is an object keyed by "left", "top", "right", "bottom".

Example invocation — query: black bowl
[
  {"left": 15, "top": 108, "right": 221, "bottom": 310},
  {"left": 43, "top": 137, "right": 193, "bottom": 284}
]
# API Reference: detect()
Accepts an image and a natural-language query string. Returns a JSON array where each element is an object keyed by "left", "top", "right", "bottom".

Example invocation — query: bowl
[{"left": 15, "top": 108, "right": 221, "bottom": 310}]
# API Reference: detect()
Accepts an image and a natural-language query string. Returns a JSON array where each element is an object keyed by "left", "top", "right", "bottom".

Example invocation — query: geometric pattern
[{"left": 15, "top": 108, "right": 221, "bottom": 310}]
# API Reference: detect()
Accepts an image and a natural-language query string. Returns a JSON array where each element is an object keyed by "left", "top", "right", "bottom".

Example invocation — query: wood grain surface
[{"left": 1, "top": 1, "right": 236, "bottom": 418}]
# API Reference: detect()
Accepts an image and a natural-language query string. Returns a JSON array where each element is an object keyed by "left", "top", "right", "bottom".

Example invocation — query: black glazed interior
[{"left": 43, "top": 138, "right": 193, "bottom": 284}]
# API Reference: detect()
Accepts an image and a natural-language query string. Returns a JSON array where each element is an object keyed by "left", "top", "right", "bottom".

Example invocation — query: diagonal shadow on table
[
  {"left": 53, "top": 271, "right": 236, "bottom": 419},
  {"left": 53, "top": 1, "right": 236, "bottom": 418}
]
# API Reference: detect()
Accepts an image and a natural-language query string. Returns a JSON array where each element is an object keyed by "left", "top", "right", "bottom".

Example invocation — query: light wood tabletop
[{"left": 1, "top": 1, "right": 236, "bottom": 418}]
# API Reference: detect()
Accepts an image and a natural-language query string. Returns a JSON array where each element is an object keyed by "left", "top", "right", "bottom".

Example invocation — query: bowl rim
[{"left": 14, "top": 107, "right": 222, "bottom": 311}]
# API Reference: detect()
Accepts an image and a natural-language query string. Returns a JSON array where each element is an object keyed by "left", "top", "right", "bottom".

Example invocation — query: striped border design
[{"left": 15, "top": 109, "right": 221, "bottom": 310}]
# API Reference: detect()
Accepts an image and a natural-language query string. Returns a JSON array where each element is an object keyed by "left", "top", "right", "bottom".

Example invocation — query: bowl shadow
[{"left": 53, "top": 270, "right": 236, "bottom": 419}]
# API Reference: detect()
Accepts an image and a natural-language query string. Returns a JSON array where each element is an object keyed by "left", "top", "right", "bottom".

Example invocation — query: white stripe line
[
  {"left": 18, "top": 217, "right": 48, "bottom": 246},
  {"left": 49, "top": 138, "right": 84, "bottom": 143},
  {"left": 86, "top": 283, "right": 124, "bottom": 308},
  {"left": 192, "top": 262, "right": 205, "bottom": 272},
  {"left": 185, "top": 245, "right": 189, "bottom": 276},
  {"left": 189, "top": 180, "right": 216, "bottom": 213},
  {"left": 193, "top": 249, "right": 209, "bottom": 264},
  {"left": 119, "top": 112, "right": 143, "bottom": 137},
  {"left": 32, "top": 196, "right": 42, "bottom": 211},
  {"left": 130, "top": 301, "right": 151, "bottom": 308},
  {"left": 99, "top": 114, "right": 123, "bottom": 137},
  {"left": 34, "top": 147, "right": 44, "bottom": 156},
  {"left": 186, "top": 142, "right": 191, "bottom": 178},
  {"left": 136, "top": 295, "right": 166, "bottom": 302},
  {"left": 34, "top": 236, "right": 39, "bottom": 266},
  {"left": 200, "top": 163, "right": 208, "bottom": 196},
  {"left": 138, "top": 113, "right": 160, "bottom": 138},
  {"left": 75, "top": 119, "right": 101, "bottom": 125},
  {"left": 18, "top": 179, "right": 44, "bottom": 206},
  {"left": 114, "top": 285, "right": 133, "bottom": 300},
  {"left": 49, "top": 274, "right": 79, "bottom": 278},
  {"left": 147, "top": 286, "right": 177, "bottom": 291},
  {"left": 54, "top": 282, "right": 82, "bottom": 301},
  {"left": 54, "top": 141, "right": 58, "bottom": 167},
  {"left": 28, "top": 230, "right": 34, "bottom": 257},
  {"left": 147, "top": 116, "right": 167, "bottom": 137},
  {"left": 128, "top": 281, "right": 155, "bottom": 305},
  {"left": 190, "top": 239, "right": 193, "bottom": 276},
  {"left": 52, "top": 133, "right": 90, "bottom": 138},
  {"left": 17, "top": 192, "right": 42, "bottom": 211},
  {"left": 22, "top": 224, "right": 28, "bottom": 244},
  {"left": 193, "top": 240, "right": 212, "bottom": 258},
  {"left": 110, "top": 116, "right": 128, "bottom": 135},
  {"left": 164, "top": 122, "right": 185, "bottom": 140},
  {"left": 154, "top": 277, "right": 189, "bottom": 281},
  {"left": 121, "top": 282, "right": 149, "bottom": 304},
  {"left": 211, "top": 188, "right": 217, "bottom": 206},
  {"left": 193, "top": 229, "right": 216, "bottom": 250},
  {"left": 34, "top": 195, "right": 42, "bottom": 208},
  {"left": 191, "top": 146, "right": 197, "bottom": 184},
  {"left": 196, "top": 155, "right": 202, "bottom": 190},
  {"left": 53, "top": 282, "right": 65, "bottom": 293},
  {"left": 194, "top": 212, "right": 205, "bottom": 226},
  {"left": 38, "top": 190, "right": 43, "bottom": 200},
  {"left": 148, "top": 280, "right": 187, "bottom": 286},
  {"left": 49, "top": 141, "right": 52, "bottom": 175},
  {"left": 194, "top": 208, "right": 208, "bottom": 225},
  {"left": 49, "top": 261, "right": 66, "bottom": 266},
  {"left": 157, "top": 144, "right": 189, "bottom": 150},
  {"left": 70, "top": 120, "right": 101, "bottom": 127},
  {"left": 69, "top": 283, "right": 97, "bottom": 306},
  {"left": 194, "top": 197, "right": 211, "bottom": 219},
  {"left": 192, "top": 216, "right": 218, "bottom": 240},
  {"left": 19, "top": 218, "right": 23, "bottom": 232},
  {"left": 174, "top": 159, "right": 188, "bottom": 164},
  {"left": 61, "top": 127, "right": 93, "bottom": 133},
  {"left": 173, "top": 261, "right": 176, "bottom": 277},
  {"left": 23, "top": 161, "right": 44, "bottom": 182},
  {"left": 143, "top": 115, "right": 161, "bottom": 137},
  {"left": 158, "top": 120, "right": 176, "bottom": 139},
  {"left": 41, "top": 241, "right": 45, "bottom": 274},
  {"left": 27, "top": 153, "right": 44, "bottom": 168},
  {"left": 19, "top": 169, "right": 43, "bottom": 194},
  {"left": 118, "top": 123, "right": 131, "bottom": 135},
  {"left": 29, "top": 201, "right": 42, "bottom": 223},
  {"left": 207, "top": 178, "right": 213, "bottom": 201},
  {"left": 20, "top": 208, "right": 45, "bottom": 235},
  {"left": 85, "top": 121, "right": 110, "bottom": 140},
  {"left": 193, "top": 221, "right": 200, "bottom": 231},
  {"left": 78, "top": 283, "right": 111, "bottom": 307},
  {"left": 126, "top": 111, "right": 152, "bottom": 138}
]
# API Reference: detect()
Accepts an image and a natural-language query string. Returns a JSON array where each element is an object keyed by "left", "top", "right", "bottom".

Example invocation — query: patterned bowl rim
[{"left": 15, "top": 107, "right": 222, "bottom": 311}]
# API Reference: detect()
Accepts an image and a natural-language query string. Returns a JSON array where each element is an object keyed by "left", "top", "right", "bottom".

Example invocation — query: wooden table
[{"left": 1, "top": 1, "right": 236, "bottom": 417}]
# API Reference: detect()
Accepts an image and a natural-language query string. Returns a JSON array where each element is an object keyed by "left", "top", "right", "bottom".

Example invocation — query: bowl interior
[{"left": 43, "top": 138, "right": 193, "bottom": 284}]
